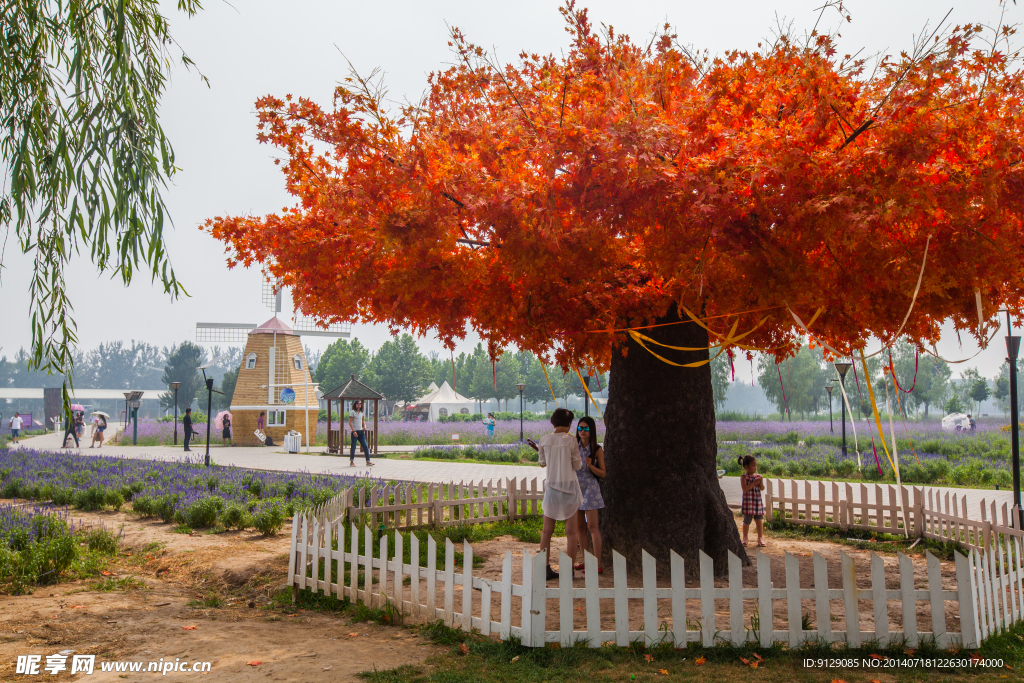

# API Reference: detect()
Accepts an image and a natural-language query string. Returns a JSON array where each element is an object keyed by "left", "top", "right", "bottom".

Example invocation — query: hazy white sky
[{"left": 0, "top": 0, "right": 1019, "bottom": 384}]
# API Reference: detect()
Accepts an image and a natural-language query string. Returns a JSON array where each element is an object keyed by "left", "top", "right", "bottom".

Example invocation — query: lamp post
[
  {"left": 516, "top": 383, "right": 526, "bottom": 442},
  {"left": 200, "top": 367, "right": 224, "bottom": 468},
  {"left": 171, "top": 382, "right": 182, "bottom": 445},
  {"left": 1006, "top": 311, "right": 1021, "bottom": 528},
  {"left": 582, "top": 374, "right": 592, "bottom": 417},
  {"left": 825, "top": 383, "right": 834, "bottom": 434},
  {"left": 834, "top": 362, "right": 853, "bottom": 458}
]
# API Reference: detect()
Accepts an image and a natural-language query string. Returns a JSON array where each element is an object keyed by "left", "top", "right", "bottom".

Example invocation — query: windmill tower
[{"left": 195, "top": 279, "right": 351, "bottom": 450}]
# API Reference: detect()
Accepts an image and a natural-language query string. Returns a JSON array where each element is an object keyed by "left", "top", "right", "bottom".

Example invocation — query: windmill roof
[
  {"left": 322, "top": 375, "right": 385, "bottom": 400},
  {"left": 417, "top": 381, "right": 473, "bottom": 404},
  {"left": 251, "top": 317, "right": 296, "bottom": 335}
]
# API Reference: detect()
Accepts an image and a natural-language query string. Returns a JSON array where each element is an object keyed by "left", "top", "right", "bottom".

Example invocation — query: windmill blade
[
  {"left": 196, "top": 323, "right": 255, "bottom": 343},
  {"left": 291, "top": 312, "right": 351, "bottom": 337},
  {"left": 262, "top": 277, "right": 282, "bottom": 312}
]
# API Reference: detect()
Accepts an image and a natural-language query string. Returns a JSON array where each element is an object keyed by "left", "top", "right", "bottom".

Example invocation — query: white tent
[
  {"left": 941, "top": 413, "right": 972, "bottom": 432},
  {"left": 416, "top": 381, "right": 475, "bottom": 421}
]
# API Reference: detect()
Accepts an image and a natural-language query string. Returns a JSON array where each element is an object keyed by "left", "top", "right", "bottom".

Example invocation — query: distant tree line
[{"left": 313, "top": 334, "right": 608, "bottom": 414}]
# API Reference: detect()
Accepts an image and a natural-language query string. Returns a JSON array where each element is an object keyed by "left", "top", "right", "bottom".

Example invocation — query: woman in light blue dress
[{"left": 572, "top": 416, "right": 605, "bottom": 573}]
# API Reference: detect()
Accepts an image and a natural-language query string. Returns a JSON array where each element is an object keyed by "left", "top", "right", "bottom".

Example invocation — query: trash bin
[{"left": 284, "top": 430, "right": 302, "bottom": 453}]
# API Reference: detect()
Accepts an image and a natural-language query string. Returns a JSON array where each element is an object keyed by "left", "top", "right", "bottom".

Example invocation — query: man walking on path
[
  {"left": 183, "top": 408, "right": 195, "bottom": 452},
  {"left": 348, "top": 400, "right": 374, "bottom": 467},
  {"left": 8, "top": 412, "right": 23, "bottom": 444}
]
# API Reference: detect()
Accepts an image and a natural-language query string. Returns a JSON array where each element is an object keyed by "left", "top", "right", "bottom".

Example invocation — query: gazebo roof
[{"left": 321, "top": 375, "right": 385, "bottom": 400}]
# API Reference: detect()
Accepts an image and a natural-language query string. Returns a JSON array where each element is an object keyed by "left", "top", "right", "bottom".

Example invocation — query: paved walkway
[{"left": 10, "top": 432, "right": 1014, "bottom": 520}]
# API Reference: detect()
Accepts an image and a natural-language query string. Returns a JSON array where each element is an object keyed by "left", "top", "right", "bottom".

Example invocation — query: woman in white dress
[{"left": 532, "top": 407, "right": 582, "bottom": 581}]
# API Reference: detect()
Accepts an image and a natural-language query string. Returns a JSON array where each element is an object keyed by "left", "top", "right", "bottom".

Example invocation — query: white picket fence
[
  {"left": 289, "top": 515, "right": 1021, "bottom": 649},
  {"left": 310, "top": 478, "right": 544, "bottom": 529},
  {"left": 287, "top": 477, "right": 1024, "bottom": 648},
  {"left": 764, "top": 479, "right": 1024, "bottom": 555}
]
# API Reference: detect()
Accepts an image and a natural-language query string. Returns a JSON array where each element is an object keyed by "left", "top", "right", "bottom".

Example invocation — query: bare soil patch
[{"left": 0, "top": 503, "right": 440, "bottom": 682}]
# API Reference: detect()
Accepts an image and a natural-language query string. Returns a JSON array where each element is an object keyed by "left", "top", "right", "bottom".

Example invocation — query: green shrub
[
  {"left": 85, "top": 528, "right": 119, "bottom": 555},
  {"left": 220, "top": 503, "right": 251, "bottom": 530},
  {"left": 73, "top": 486, "right": 108, "bottom": 511},
  {"left": 252, "top": 503, "right": 284, "bottom": 536},
  {"left": 181, "top": 497, "right": 223, "bottom": 529}
]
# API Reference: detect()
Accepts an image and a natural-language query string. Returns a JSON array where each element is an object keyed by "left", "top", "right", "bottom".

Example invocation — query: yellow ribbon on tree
[
  {"left": 628, "top": 329, "right": 727, "bottom": 367},
  {"left": 541, "top": 363, "right": 559, "bottom": 408},
  {"left": 575, "top": 367, "right": 604, "bottom": 418},
  {"left": 859, "top": 350, "right": 896, "bottom": 472}
]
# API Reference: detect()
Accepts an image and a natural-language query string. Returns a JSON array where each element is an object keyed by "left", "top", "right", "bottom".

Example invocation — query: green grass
[
  {"left": 187, "top": 592, "right": 225, "bottom": 609},
  {"left": 91, "top": 575, "right": 147, "bottom": 592},
  {"left": 356, "top": 620, "right": 1024, "bottom": 683}
]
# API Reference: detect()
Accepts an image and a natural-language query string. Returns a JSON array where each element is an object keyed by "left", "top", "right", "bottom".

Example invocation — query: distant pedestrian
[
  {"left": 61, "top": 412, "right": 80, "bottom": 449},
  {"left": 75, "top": 412, "right": 85, "bottom": 441},
  {"left": 482, "top": 412, "right": 496, "bottom": 440},
  {"left": 738, "top": 455, "right": 766, "bottom": 547},
  {"left": 968, "top": 414, "right": 977, "bottom": 431},
  {"left": 572, "top": 416, "right": 605, "bottom": 574},
  {"left": 8, "top": 412, "right": 23, "bottom": 444},
  {"left": 183, "top": 408, "right": 196, "bottom": 452},
  {"left": 90, "top": 415, "right": 107, "bottom": 448},
  {"left": 222, "top": 413, "right": 233, "bottom": 447},
  {"left": 529, "top": 407, "right": 582, "bottom": 581},
  {"left": 348, "top": 400, "right": 373, "bottom": 467}
]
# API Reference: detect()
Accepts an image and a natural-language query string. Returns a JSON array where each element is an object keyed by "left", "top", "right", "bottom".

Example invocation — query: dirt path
[{"left": 0, "top": 505, "right": 440, "bottom": 682}]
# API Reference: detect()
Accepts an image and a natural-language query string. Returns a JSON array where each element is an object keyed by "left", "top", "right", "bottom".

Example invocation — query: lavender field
[
  {"left": 716, "top": 419, "right": 1014, "bottom": 488},
  {"left": 0, "top": 448, "right": 382, "bottom": 532}
]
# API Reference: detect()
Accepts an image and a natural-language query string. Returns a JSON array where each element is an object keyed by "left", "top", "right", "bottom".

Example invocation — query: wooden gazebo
[{"left": 322, "top": 375, "right": 385, "bottom": 457}]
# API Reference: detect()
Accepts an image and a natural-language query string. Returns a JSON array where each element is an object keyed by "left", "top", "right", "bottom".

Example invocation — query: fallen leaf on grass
[
  {"left": 458, "top": 643, "right": 469, "bottom": 656},
  {"left": 644, "top": 654, "right": 654, "bottom": 663},
  {"left": 182, "top": 626, "right": 197, "bottom": 631},
  {"left": 347, "top": 633, "right": 359, "bottom": 637},
  {"left": 659, "top": 670, "right": 669, "bottom": 675},
  {"left": 285, "top": 613, "right": 298, "bottom": 617},
  {"left": 100, "top": 571, "right": 114, "bottom": 576},
  {"left": 1006, "top": 664, "right": 1015, "bottom": 671},
  {"left": 71, "top": 606, "right": 85, "bottom": 609},
  {"left": 750, "top": 661, "right": 759, "bottom": 669},
  {"left": 831, "top": 679, "right": 847, "bottom": 683},
  {"left": 511, "top": 656, "right": 520, "bottom": 663},
  {"left": 247, "top": 661, "right": 261, "bottom": 666},
  {"left": 694, "top": 657, "right": 706, "bottom": 666},
  {"left": 739, "top": 657, "right": 750, "bottom": 665},
  {"left": 752, "top": 653, "right": 763, "bottom": 662},
  {"left": 904, "top": 648, "right": 916, "bottom": 656}
]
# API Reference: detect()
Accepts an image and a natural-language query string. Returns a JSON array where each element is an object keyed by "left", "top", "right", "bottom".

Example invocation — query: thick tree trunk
[{"left": 601, "top": 308, "right": 748, "bottom": 573}]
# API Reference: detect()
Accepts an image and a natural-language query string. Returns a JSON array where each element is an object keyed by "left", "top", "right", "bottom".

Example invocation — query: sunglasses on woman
[{"left": 577, "top": 425, "right": 590, "bottom": 432}]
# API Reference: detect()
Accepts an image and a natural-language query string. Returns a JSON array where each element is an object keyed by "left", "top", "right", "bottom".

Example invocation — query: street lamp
[
  {"left": 516, "top": 382, "right": 526, "bottom": 442},
  {"left": 123, "top": 391, "right": 143, "bottom": 445},
  {"left": 1005, "top": 311, "right": 1021, "bottom": 528},
  {"left": 834, "top": 362, "right": 853, "bottom": 459},
  {"left": 825, "top": 383, "right": 835, "bottom": 434},
  {"left": 170, "top": 382, "right": 182, "bottom": 445},
  {"left": 199, "top": 364, "right": 224, "bottom": 468},
  {"left": 582, "top": 374, "right": 592, "bottom": 417}
]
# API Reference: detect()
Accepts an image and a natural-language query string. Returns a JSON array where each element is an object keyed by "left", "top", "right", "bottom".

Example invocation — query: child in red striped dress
[{"left": 738, "top": 455, "right": 765, "bottom": 547}]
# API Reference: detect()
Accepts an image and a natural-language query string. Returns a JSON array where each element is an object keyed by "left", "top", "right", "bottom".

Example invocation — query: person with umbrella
[
  {"left": 61, "top": 406, "right": 85, "bottom": 448},
  {"left": 90, "top": 412, "right": 109, "bottom": 448}
]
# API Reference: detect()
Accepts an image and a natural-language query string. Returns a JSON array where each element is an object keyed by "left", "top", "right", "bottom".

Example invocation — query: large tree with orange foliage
[{"left": 208, "top": 4, "right": 1024, "bottom": 570}]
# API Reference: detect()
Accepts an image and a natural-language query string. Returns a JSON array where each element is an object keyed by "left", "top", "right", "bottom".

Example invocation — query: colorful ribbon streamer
[
  {"left": 575, "top": 367, "right": 604, "bottom": 418},
  {"left": 541, "top": 363, "right": 559, "bottom": 408}
]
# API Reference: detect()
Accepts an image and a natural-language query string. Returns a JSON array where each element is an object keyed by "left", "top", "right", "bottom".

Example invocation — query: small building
[{"left": 230, "top": 317, "right": 317, "bottom": 446}]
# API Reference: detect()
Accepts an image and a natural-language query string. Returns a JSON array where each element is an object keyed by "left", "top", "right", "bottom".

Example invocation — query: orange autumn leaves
[{"left": 206, "top": 3, "right": 1024, "bottom": 368}]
